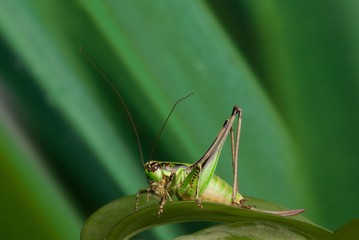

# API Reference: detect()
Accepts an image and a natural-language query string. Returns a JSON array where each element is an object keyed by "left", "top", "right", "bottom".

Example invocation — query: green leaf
[
  {"left": 176, "top": 222, "right": 315, "bottom": 240},
  {"left": 81, "top": 196, "right": 331, "bottom": 240}
]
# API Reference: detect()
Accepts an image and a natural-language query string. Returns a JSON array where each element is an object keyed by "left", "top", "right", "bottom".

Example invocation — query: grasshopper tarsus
[
  {"left": 230, "top": 198, "right": 253, "bottom": 210},
  {"left": 195, "top": 199, "right": 203, "bottom": 209}
]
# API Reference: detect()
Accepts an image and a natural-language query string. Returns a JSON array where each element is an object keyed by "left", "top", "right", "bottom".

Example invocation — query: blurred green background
[{"left": 0, "top": 0, "right": 358, "bottom": 239}]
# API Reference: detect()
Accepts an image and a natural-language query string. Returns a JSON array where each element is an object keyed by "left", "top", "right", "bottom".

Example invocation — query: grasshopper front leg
[
  {"left": 156, "top": 169, "right": 177, "bottom": 216},
  {"left": 135, "top": 168, "right": 177, "bottom": 216},
  {"left": 134, "top": 188, "right": 151, "bottom": 212},
  {"left": 135, "top": 182, "right": 169, "bottom": 217}
]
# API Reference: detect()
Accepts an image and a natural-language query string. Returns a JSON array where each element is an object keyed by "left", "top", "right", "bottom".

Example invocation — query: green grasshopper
[
  {"left": 135, "top": 105, "right": 305, "bottom": 217},
  {"left": 77, "top": 49, "right": 302, "bottom": 217}
]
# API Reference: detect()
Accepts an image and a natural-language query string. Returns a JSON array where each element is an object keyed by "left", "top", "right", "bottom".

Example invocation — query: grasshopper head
[{"left": 144, "top": 161, "right": 163, "bottom": 182}]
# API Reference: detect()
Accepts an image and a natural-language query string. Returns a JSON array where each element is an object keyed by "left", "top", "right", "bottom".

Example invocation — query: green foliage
[
  {"left": 0, "top": 0, "right": 358, "bottom": 239},
  {"left": 81, "top": 196, "right": 330, "bottom": 239}
]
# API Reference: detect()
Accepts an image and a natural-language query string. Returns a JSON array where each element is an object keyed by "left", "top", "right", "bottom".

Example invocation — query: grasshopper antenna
[
  {"left": 148, "top": 93, "right": 194, "bottom": 161},
  {"left": 79, "top": 47, "right": 145, "bottom": 166}
]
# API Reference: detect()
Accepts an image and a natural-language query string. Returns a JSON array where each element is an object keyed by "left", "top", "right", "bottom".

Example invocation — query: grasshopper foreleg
[
  {"left": 157, "top": 195, "right": 167, "bottom": 217},
  {"left": 138, "top": 169, "right": 177, "bottom": 216},
  {"left": 155, "top": 169, "right": 177, "bottom": 216},
  {"left": 134, "top": 188, "right": 151, "bottom": 212}
]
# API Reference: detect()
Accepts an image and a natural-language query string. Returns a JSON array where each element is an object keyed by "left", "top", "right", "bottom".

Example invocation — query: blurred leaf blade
[
  {"left": 0, "top": 92, "right": 81, "bottom": 239},
  {"left": 233, "top": 1, "right": 359, "bottom": 228},
  {"left": 0, "top": 0, "right": 145, "bottom": 193}
]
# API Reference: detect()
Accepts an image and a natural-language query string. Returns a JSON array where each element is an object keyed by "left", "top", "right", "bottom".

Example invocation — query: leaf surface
[{"left": 81, "top": 196, "right": 331, "bottom": 240}]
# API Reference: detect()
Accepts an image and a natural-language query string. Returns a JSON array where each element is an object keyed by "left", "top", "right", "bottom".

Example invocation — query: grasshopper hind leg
[{"left": 229, "top": 107, "right": 254, "bottom": 210}]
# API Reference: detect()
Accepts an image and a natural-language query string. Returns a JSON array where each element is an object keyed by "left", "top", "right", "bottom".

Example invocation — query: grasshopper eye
[
  {"left": 145, "top": 162, "right": 163, "bottom": 182},
  {"left": 145, "top": 162, "right": 161, "bottom": 173},
  {"left": 151, "top": 163, "right": 160, "bottom": 172}
]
